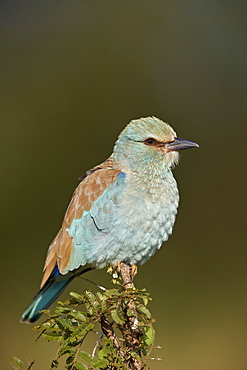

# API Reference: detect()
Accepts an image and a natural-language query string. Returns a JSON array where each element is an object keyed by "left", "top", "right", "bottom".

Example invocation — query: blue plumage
[
  {"left": 20, "top": 117, "right": 198, "bottom": 323},
  {"left": 21, "top": 265, "right": 91, "bottom": 323}
]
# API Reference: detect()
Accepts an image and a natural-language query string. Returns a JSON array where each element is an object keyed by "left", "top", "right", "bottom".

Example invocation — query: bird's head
[{"left": 113, "top": 116, "right": 199, "bottom": 173}]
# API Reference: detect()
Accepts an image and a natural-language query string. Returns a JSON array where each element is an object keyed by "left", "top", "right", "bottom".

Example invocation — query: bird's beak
[{"left": 166, "top": 137, "right": 199, "bottom": 152}]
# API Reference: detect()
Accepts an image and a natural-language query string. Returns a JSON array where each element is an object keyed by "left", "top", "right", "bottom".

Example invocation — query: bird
[{"left": 20, "top": 116, "right": 199, "bottom": 323}]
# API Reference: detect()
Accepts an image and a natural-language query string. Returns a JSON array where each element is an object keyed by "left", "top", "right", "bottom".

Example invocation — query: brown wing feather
[{"left": 40, "top": 162, "right": 121, "bottom": 288}]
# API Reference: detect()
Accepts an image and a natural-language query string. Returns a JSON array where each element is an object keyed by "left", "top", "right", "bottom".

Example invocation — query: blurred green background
[{"left": 1, "top": 1, "right": 247, "bottom": 369}]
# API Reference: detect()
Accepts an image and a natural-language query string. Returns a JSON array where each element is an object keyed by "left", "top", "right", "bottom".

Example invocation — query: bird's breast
[
  {"left": 65, "top": 170, "right": 179, "bottom": 271},
  {"left": 93, "top": 171, "right": 179, "bottom": 267}
]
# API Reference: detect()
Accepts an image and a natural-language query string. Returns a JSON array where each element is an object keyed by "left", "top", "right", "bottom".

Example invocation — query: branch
[
  {"left": 14, "top": 265, "right": 157, "bottom": 369},
  {"left": 118, "top": 262, "right": 147, "bottom": 370},
  {"left": 100, "top": 314, "right": 125, "bottom": 359}
]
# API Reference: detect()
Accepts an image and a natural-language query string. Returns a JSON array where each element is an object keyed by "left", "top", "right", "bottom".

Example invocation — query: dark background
[{"left": 1, "top": 1, "right": 247, "bottom": 369}]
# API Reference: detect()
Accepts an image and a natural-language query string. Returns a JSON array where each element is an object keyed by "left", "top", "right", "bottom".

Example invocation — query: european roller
[{"left": 21, "top": 116, "right": 198, "bottom": 323}]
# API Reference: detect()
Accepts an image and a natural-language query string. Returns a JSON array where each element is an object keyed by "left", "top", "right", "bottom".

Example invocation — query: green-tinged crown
[{"left": 117, "top": 116, "right": 177, "bottom": 143}]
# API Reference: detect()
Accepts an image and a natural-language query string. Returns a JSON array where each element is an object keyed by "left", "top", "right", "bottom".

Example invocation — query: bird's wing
[{"left": 40, "top": 167, "right": 123, "bottom": 288}]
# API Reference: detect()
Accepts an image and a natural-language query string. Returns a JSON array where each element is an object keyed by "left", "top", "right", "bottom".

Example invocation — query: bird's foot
[
  {"left": 108, "top": 263, "right": 137, "bottom": 288},
  {"left": 131, "top": 264, "right": 138, "bottom": 277}
]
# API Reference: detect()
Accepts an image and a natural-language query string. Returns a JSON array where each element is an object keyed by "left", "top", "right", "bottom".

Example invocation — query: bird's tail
[{"left": 20, "top": 267, "right": 92, "bottom": 324}]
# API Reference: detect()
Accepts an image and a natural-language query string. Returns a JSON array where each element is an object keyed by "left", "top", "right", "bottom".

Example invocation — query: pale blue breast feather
[{"left": 64, "top": 171, "right": 179, "bottom": 273}]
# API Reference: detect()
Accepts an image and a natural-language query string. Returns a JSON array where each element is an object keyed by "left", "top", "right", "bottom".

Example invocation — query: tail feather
[
  {"left": 20, "top": 267, "right": 93, "bottom": 324},
  {"left": 20, "top": 276, "right": 75, "bottom": 323}
]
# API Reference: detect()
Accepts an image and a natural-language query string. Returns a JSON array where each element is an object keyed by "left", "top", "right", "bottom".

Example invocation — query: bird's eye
[{"left": 144, "top": 138, "right": 156, "bottom": 145}]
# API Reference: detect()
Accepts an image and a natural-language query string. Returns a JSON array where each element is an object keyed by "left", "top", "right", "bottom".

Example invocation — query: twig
[
  {"left": 100, "top": 262, "right": 148, "bottom": 369},
  {"left": 119, "top": 262, "right": 147, "bottom": 370},
  {"left": 100, "top": 314, "right": 125, "bottom": 359},
  {"left": 92, "top": 332, "right": 103, "bottom": 358}
]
